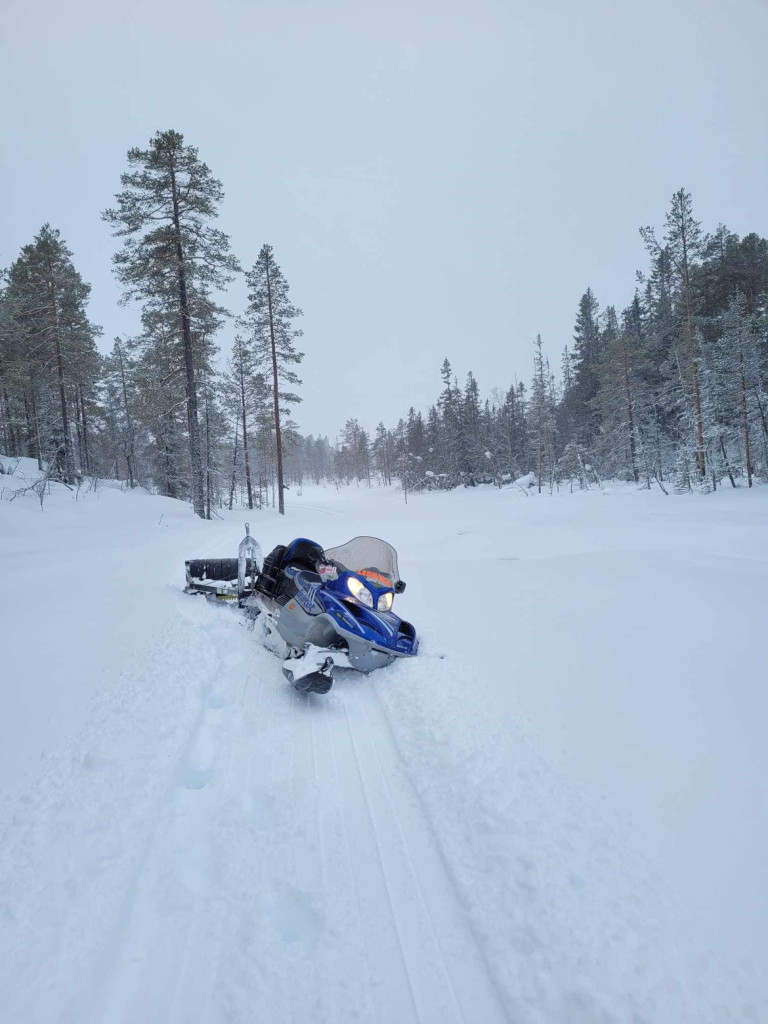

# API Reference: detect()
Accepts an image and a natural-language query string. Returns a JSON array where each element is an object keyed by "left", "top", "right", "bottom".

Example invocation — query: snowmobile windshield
[{"left": 323, "top": 537, "right": 400, "bottom": 586}]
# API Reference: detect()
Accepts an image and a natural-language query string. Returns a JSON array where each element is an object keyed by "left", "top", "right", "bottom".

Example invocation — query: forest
[{"left": 2, "top": 129, "right": 767, "bottom": 514}]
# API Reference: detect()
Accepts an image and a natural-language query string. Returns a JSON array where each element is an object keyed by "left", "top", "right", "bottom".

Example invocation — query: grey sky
[{"left": 3, "top": 0, "right": 767, "bottom": 439}]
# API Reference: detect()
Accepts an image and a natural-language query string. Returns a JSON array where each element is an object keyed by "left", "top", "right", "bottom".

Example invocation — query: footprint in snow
[
  {"left": 267, "top": 885, "right": 322, "bottom": 944},
  {"left": 81, "top": 751, "right": 116, "bottom": 773},
  {"left": 181, "top": 765, "right": 211, "bottom": 790}
]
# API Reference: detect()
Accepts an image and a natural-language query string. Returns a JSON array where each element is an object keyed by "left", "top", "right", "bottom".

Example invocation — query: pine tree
[
  {"left": 239, "top": 244, "right": 303, "bottom": 515},
  {"left": 530, "top": 335, "right": 557, "bottom": 492},
  {"left": 103, "top": 129, "right": 239, "bottom": 517},
  {"left": 224, "top": 334, "right": 264, "bottom": 509},
  {"left": 103, "top": 337, "right": 139, "bottom": 486}
]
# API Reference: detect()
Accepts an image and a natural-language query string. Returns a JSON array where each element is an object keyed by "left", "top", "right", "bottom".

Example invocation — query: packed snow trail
[
  {"left": 1, "top": 462, "right": 766, "bottom": 1021},
  {"left": 0, "top": 587, "right": 507, "bottom": 1023},
  {"left": 95, "top": 601, "right": 509, "bottom": 1024}
]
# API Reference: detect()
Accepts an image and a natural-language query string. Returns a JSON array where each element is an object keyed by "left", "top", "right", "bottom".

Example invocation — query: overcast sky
[{"left": 2, "top": 0, "right": 768, "bottom": 438}]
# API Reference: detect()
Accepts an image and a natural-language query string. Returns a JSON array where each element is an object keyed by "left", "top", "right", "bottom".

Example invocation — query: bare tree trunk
[
  {"left": 23, "top": 394, "right": 34, "bottom": 459},
  {"left": 623, "top": 344, "right": 640, "bottom": 483},
  {"left": 48, "top": 282, "right": 74, "bottom": 483},
  {"left": 29, "top": 383, "right": 43, "bottom": 470},
  {"left": 73, "top": 384, "right": 85, "bottom": 473},
  {"left": 2, "top": 388, "right": 18, "bottom": 456},
  {"left": 203, "top": 371, "right": 213, "bottom": 520},
  {"left": 265, "top": 254, "right": 286, "bottom": 515},
  {"left": 719, "top": 436, "right": 736, "bottom": 488},
  {"left": 169, "top": 157, "right": 205, "bottom": 518},
  {"left": 681, "top": 255, "right": 706, "bottom": 477},
  {"left": 78, "top": 385, "right": 92, "bottom": 475},
  {"left": 229, "top": 419, "right": 239, "bottom": 511},
  {"left": 752, "top": 387, "right": 768, "bottom": 475},
  {"left": 738, "top": 348, "right": 753, "bottom": 487},
  {"left": 536, "top": 404, "right": 543, "bottom": 494},
  {"left": 239, "top": 365, "right": 254, "bottom": 509},
  {"left": 116, "top": 341, "right": 136, "bottom": 487},
  {"left": 205, "top": 413, "right": 212, "bottom": 518},
  {"left": 160, "top": 412, "right": 177, "bottom": 499},
  {"left": 0, "top": 375, "right": 7, "bottom": 455},
  {"left": 26, "top": 385, "right": 40, "bottom": 471}
]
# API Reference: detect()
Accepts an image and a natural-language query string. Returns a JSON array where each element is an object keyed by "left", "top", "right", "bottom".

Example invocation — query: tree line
[
  {"left": 321, "top": 189, "right": 768, "bottom": 496},
  {"left": 0, "top": 130, "right": 303, "bottom": 516},
  {"left": 3, "top": 169, "right": 767, "bottom": 510}
]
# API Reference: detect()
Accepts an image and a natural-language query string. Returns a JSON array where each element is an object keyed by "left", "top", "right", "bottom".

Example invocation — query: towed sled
[{"left": 185, "top": 527, "right": 418, "bottom": 694}]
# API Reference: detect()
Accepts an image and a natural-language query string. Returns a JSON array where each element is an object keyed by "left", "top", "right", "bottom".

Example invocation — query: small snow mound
[{"left": 511, "top": 471, "right": 536, "bottom": 489}]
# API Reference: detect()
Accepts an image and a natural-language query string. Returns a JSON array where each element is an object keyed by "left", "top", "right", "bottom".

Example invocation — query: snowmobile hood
[{"left": 315, "top": 583, "right": 417, "bottom": 656}]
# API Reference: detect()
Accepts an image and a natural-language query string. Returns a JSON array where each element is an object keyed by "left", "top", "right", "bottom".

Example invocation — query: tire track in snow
[
  {"left": 340, "top": 680, "right": 510, "bottom": 1024},
  {"left": 362, "top": 681, "right": 512, "bottom": 1023},
  {"left": 292, "top": 502, "right": 343, "bottom": 517},
  {"left": 314, "top": 691, "right": 381, "bottom": 1023},
  {"left": 96, "top": 649, "right": 510, "bottom": 1023}
]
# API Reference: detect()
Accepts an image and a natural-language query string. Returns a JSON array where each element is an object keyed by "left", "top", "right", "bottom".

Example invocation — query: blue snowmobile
[{"left": 185, "top": 528, "right": 418, "bottom": 694}]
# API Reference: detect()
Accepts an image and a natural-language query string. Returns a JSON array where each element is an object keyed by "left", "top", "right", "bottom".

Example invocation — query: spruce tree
[
  {"left": 530, "top": 335, "right": 557, "bottom": 492},
  {"left": 561, "top": 288, "right": 601, "bottom": 448},
  {"left": 6, "top": 225, "right": 101, "bottom": 482},
  {"left": 641, "top": 188, "right": 706, "bottom": 477}
]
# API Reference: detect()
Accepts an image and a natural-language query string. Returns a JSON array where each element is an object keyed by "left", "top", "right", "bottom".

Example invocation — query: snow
[{"left": 0, "top": 458, "right": 766, "bottom": 1021}]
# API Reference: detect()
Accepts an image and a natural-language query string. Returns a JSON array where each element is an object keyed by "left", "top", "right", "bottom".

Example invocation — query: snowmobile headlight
[
  {"left": 377, "top": 592, "right": 394, "bottom": 612},
  {"left": 347, "top": 576, "right": 374, "bottom": 608}
]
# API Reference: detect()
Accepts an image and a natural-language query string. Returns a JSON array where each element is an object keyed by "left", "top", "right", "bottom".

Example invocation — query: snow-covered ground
[{"left": 0, "top": 457, "right": 766, "bottom": 1022}]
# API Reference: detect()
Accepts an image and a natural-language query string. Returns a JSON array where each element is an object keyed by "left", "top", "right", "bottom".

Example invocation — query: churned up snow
[{"left": 0, "top": 456, "right": 765, "bottom": 1022}]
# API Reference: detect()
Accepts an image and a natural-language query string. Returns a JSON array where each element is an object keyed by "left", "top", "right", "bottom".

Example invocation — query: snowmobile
[{"left": 184, "top": 526, "right": 418, "bottom": 694}]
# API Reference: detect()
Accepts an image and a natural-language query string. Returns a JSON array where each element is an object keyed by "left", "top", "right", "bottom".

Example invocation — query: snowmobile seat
[
  {"left": 270, "top": 538, "right": 324, "bottom": 605},
  {"left": 255, "top": 539, "right": 324, "bottom": 603},
  {"left": 282, "top": 538, "right": 324, "bottom": 573}
]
